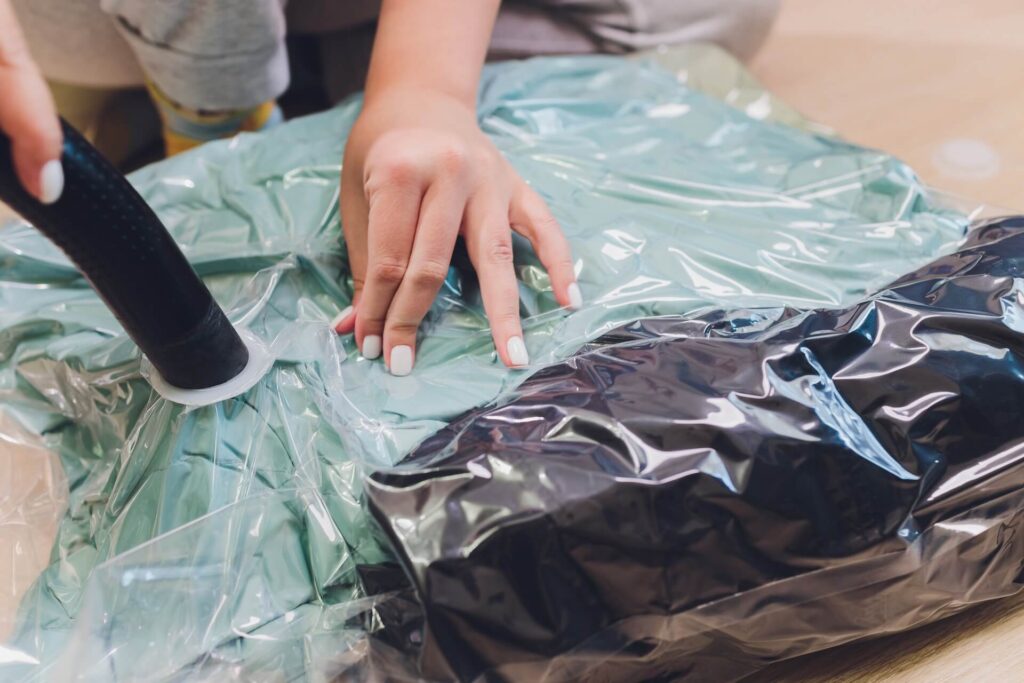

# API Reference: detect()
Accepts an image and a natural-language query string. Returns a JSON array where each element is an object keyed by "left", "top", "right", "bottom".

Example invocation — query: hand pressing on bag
[
  {"left": 0, "top": 0, "right": 63, "bottom": 204},
  {"left": 335, "top": 0, "right": 580, "bottom": 376}
]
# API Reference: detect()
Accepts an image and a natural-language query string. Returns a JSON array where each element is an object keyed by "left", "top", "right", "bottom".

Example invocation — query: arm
[
  {"left": 0, "top": 0, "right": 63, "bottom": 203},
  {"left": 337, "top": 0, "right": 579, "bottom": 375},
  {"left": 364, "top": 0, "right": 497, "bottom": 106}
]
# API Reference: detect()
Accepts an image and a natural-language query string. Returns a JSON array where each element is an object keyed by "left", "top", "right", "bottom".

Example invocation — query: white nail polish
[
  {"left": 568, "top": 282, "right": 584, "bottom": 310},
  {"left": 39, "top": 159, "right": 64, "bottom": 205},
  {"left": 507, "top": 336, "right": 530, "bottom": 367},
  {"left": 330, "top": 306, "right": 353, "bottom": 331},
  {"left": 362, "top": 335, "right": 382, "bottom": 360},
  {"left": 390, "top": 345, "right": 413, "bottom": 376}
]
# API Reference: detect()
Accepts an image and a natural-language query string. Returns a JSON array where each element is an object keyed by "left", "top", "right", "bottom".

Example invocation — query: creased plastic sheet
[
  {"left": 0, "top": 51, "right": 970, "bottom": 681},
  {"left": 370, "top": 216, "right": 1024, "bottom": 682}
]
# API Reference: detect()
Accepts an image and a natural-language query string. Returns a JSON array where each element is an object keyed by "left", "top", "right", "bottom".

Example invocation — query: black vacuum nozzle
[{"left": 0, "top": 119, "right": 249, "bottom": 390}]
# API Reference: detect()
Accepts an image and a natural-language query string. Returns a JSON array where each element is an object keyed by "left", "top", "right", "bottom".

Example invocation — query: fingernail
[
  {"left": 362, "top": 335, "right": 382, "bottom": 360},
  {"left": 330, "top": 306, "right": 354, "bottom": 332},
  {"left": 390, "top": 345, "right": 413, "bottom": 376},
  {"left": 39, "top": 160, "right": 64, "bottom": 205},
  {"left": 568, "top": 282, "right": 583, "bottom": 310},
  {"left": 507, "top": 336, "right": 529, "bottom": 367}
]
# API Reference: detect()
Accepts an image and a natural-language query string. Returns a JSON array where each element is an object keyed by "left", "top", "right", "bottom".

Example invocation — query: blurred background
[{"left": 755, "top": 0, "right": 1022, "bottom": 211}]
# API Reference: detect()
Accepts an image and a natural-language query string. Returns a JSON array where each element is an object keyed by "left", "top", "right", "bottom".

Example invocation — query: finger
[
  {"left": 383, "top": 180, "right": 466, "bottom": 375},
  {"left": 509, "top": 182, "right": 581, "bottom": 310},
  {"left": 340, "top": 145, "right": 369, "bottom": 325},
  {"left": 331, "top": 298, "right": 357, "bottom": 334},
  {"left": 0, "top": 1, "right": 63, "bottom": 203},
  {"left": 338, "top": 158, "right": 367, "bottom": 336},
  {"left": 355, "top": 179, "right": 423, "bottom": 360},
  {"left": 465, "top": 190, "right": 528, "bottom": 369}
]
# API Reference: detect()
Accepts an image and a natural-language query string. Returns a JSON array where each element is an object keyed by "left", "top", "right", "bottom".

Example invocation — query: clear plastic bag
[
  {"left": 0, "top": 46, "right": 993, "bottom": 681},
  {"left": 369, "top": 217, "right": 1024, "bottom": 681}
]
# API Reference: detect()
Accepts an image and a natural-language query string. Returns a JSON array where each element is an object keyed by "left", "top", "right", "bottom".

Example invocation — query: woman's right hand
[{"left": 0, "top": 0, "right": 63, "bottom": 203}]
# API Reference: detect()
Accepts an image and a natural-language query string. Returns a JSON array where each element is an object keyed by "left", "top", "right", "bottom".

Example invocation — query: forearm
[{"left": 364, "top": 0, "right": 500, "bottom": 107}]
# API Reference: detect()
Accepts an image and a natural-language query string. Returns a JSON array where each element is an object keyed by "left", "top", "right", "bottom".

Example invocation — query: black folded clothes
[{"left": 365, "top": 217, "right": 1024, "bottom": 682}]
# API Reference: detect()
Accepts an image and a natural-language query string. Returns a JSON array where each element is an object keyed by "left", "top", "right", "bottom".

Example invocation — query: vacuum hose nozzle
[{"left": 0, "top": 119, "right": 249, "bottom": 391}]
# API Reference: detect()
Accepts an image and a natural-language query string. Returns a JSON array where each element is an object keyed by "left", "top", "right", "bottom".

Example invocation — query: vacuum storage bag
[
  {"left": 0, "top": 51, "right": 992, "bottom": 681},
  {"left": 370, "top": 217, "right": 1024, "bottom": 681}
]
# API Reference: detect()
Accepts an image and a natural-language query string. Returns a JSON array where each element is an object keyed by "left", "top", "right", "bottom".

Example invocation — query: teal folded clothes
[{"left": 0, "top": 55, "right": 965, "bottom": 681}]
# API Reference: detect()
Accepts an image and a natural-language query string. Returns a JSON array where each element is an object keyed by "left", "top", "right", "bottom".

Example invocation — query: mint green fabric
[{"left": 0, "top": 55, "right": 966, "bottom": 681}]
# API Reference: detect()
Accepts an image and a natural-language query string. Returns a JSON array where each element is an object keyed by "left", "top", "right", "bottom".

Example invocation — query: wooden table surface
[
  {"left": 753, "top": 0, "right": 1024, "bottom": 212},
  {"left": 745, "top": 2, "right": 1024, "bottom": 680}
]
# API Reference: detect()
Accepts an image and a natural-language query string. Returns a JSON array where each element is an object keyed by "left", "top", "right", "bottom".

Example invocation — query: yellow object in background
[
  {"left": 147, "top": 82, "right": 283, "bottom": 156},
  {"left": 48, "top": 82, "right": 161, "bottom": 167}
]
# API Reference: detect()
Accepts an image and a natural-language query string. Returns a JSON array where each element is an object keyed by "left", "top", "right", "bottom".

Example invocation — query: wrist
[
  {"left": 361, "top": 84, "right": 477, "bottom": 122},
  {"left": 364, "top": 78, "right": 477, "bottom": 112}
]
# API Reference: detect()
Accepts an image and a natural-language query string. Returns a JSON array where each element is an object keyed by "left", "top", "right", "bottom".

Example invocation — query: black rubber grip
[{"left": 0, "top": 119, "right": 249, "bottom": 390}]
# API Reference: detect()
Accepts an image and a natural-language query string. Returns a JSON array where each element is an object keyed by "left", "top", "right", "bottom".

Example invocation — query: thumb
[{"left": 0, "top": 0, "right": 63, "bottom": 204}]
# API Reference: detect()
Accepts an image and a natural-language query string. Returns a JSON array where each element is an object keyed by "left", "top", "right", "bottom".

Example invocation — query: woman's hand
[
  {"left": 0, "top": 0, "right": 63, "bottom": 203},
  {"left": 337, "top": 87, "right": 580, "bottom": 375}
]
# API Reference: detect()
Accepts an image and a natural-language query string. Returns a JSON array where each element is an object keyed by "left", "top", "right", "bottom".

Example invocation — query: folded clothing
[{"left": 369, "top": 216, "right": 1024, "bottom": 682}]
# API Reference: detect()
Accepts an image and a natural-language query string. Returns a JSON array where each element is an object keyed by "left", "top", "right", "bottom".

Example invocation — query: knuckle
[
  {"left": 553, "top": 257, "right": 575, "bottom": 275},
  {"left": 534, "top": 214, "right": 562, "bottom": 234},
  {"left": 378, "top": 157, "right": 419, "bottom": 185},
  {"left": 489, "top": 308, "right": 520, "bottom": 327},
  {"left": 436, "top": 143, "right": 468, "bottom": 175},
  {"left": 360, "top": 313, "right": 387, "bottom": 329},
  {"left": 370, "top": 257, "right": 408, "bottom": 285},
  {"left": 486, "top": 238, "right": 515, "bottom": 265},
  {"left": 365, "top": 157, "right": 419, "bottom": 195},
  {"left": 410, "top": 260, "right": 450, "bottom": 289},
  {"left": 386, "top": 320, "right": 420, "bottom": 337},
  {"left": 16, "top": 119, "right": 55, "bottom": 151},
  {"left": 472, "top": 145, "right": 496, "bottom": 169},
  {"left": 10, "top": 120, "right": 61, "bottom": 163}
]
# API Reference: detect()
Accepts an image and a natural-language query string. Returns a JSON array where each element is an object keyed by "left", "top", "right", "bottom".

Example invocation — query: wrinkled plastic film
[
  {"left": 368, "top": 217, "right": 1024, "bottom": 681},
  {"left": 0, "top": 45, "right": 999, "bottom": 681}
]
